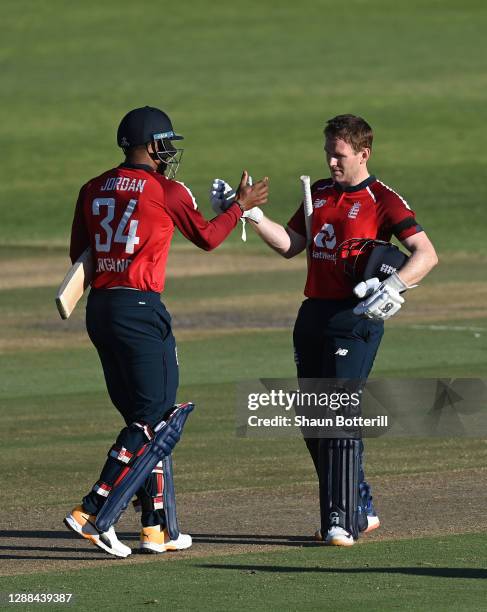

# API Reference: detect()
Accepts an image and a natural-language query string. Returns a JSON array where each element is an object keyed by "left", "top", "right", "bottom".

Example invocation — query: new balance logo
[
  {"left": 314, "top": 198, "right": 326, "bottom": 208},
  {"left": 335, "top": 348, "right": 348, "bottom": 356}
]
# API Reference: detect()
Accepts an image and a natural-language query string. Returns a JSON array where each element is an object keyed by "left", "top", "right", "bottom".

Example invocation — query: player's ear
[{"left": 360, "top": 147, "right": 371, "bottom": 164}]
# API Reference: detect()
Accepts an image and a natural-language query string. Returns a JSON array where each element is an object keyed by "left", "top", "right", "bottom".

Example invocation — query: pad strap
[
  {"left": 153, "top": 461, "right": 165, "bottom": 510},
  {"left": 132, "top": 462, "right": 165, "bottom": 513},
  {"left": 108, "top": 445, "right": 135, "bottom": 465},
  {"left": 92, "top": 481, "right": 111, "bottom": 498},
  {"left": 132, "top": 458, "right": 179, "bottom": 537}
]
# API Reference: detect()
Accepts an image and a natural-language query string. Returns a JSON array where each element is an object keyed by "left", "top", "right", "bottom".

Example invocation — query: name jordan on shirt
[{"left": 100, "top": 177, "right": 147, "bottom": 193}]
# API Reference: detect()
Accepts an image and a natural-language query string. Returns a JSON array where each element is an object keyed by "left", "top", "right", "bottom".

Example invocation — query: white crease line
[{"left": 410, "top": 325, "right": 485, "bottom": 333}]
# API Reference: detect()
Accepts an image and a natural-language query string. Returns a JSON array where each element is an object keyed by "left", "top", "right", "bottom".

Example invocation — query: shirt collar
[
  {"left": 118, "top": 162, "right": 154, "bottom": 173},
  {"left": 335, "top": 175, "right": 375, "bottom": 193}
]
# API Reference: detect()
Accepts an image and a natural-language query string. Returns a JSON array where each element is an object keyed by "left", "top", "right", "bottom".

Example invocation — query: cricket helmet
[
  {"left": 117, "top": 106, "right": 184, "bottom": 178},
  {"left": 337, "top": 238, "right": 408, "bottom": 282}
]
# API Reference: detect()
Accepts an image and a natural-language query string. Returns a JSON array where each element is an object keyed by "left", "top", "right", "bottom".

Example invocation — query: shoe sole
[
  {"left": 139, "top": 542, "right": 192, "bottom": 554},
  {"left": 64, "top": 516, "right": 131, "bottom": 558},
  {"left": 363, "top": 517, "right": 380, "bottom": 534},
  {"left": 139, "top": 545, "right": 166, "bottom": 554},
  {"left": 166, "top": 538, "right": 192, "bottom": 551},
  {"left": 315, "top": 516, "right": 380, "bottom": 541},
  {"left": 324, "top": 537, "right": 355, "bottom": 547}
]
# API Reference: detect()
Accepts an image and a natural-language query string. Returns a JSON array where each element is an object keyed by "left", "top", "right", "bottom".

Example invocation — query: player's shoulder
[
  {"left": 311, "top": 177, "right": 334, "bottom": 192},
  {"left": 155, "top": 176, "right": 198, "bottom": 209},
  {"left": 80, "top": 167, "right": 118, "bottom": 191},
  {"left": 368, "top": 177, "right": 411, "bottom": 209}
]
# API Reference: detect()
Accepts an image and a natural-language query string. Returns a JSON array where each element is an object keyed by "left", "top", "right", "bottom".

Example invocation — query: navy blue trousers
[
  {"left": 293, "top": 297, "right": 383, "bottom": 385},
  {"left": 293, "top": 298, "right": 384, "bottom": 530},
  {"left": 82, "top": 289, "right": 179, "bottom": 526}
]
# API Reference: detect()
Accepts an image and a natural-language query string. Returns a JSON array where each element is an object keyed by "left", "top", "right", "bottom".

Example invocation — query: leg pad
[{"left": 319, "top": 438, "right": 360, "bottom": 540}]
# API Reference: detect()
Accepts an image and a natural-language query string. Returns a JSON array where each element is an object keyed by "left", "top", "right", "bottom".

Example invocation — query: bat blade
[{"left": 55, "top": 247, "right": 93, "bottom": 319}]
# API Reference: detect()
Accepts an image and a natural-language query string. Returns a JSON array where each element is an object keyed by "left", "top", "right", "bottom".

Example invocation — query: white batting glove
[
  {"left": 353, "top": 273, "right": 409, "bottom": 321},
  {"left": 210, "top": 178, "right": 236, "bottom": 214},
  {"left": 353, "top": 277, "right": 381, "bottom": 299},
  {"left": 242, "top": 207, "right": 264, "bottom": 223},
  {"left": 239, "top": 205, "right": 264, "bottom": 242},
  {"left": 210, "top": 176, "right": 263, "bottom": 240}
]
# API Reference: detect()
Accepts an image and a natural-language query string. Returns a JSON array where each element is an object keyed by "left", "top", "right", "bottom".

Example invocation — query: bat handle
[{"left": 300, "top": 175, "right": 313, "bottom": 246}]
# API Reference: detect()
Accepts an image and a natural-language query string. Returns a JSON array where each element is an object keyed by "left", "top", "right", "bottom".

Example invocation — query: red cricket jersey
[
  {"left": 287, "top": 175, "right": 423, "bottom": 299},
  {"left": 70, "top": 163, "right": 243, "bottom": 292}
]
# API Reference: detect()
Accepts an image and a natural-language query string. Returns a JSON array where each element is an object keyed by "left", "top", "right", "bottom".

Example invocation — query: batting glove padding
[
  {"left": 210, "top": 177, "right": 263, "bottom": 221},
  {"left": 210, "top": 178, "right": 236, "bottom": 214},
  {"left": 353, "top": 273, "right": 408, "bottom": 321}
]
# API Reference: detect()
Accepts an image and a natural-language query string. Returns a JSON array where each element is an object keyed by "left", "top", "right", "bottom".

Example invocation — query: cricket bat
[
  {"left": 55, "top": 247, "right": 94, "bottom": 320},
  {"left": 300, "top": 175, "right": 313, "bottom": 246}
]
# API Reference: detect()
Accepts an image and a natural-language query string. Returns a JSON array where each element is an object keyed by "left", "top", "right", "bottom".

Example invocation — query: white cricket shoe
[
  {"left": 64, "top": 505, "right": 131, "bottom": 558},
  {"left": 314, "top": 513, "right": 380, "bottom": 541},
  {"left": 140, "top": 525, "right": 192, "bottom": 554},
  {"left": 324, "top": 526, "right": 355, "bottom": 547}
]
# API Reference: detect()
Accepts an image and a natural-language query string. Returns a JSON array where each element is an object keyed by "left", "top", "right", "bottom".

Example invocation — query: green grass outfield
[
  {"left": 1, "top": 535, "right": 487, "bottom": 612},
  {"left": 1, "top": 0, "right": 487, "bottom": 610},
  {"left": 2, "top": 0, "right": 487, "bottom": 252}
]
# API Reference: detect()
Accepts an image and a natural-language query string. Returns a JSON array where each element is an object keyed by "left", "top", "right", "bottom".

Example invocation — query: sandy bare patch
[
  {"left": 0, "top": 467, "right": 485, "bottom": 577},
  {"left": 166, "top": 249, "right": 306, "bottom": 278},
  {"left": 1, "top": 246, "right": 485, "bottom": 354},
  {"left": 1, "top": 247, "right": 484, "bottom": 292},
  {"left": 2, "top": 279, "right": 485, "bottom": 353},
  {"left": 170, "top": 281, "right": 487, "bottom": 323},
  {"left": 0, "top": 333, "right": 91, "bottom": 353},
  {"left": 172, "top": 292, "right": 301, "bottom": 312},
  {"left": 0, "top": 256, "right": 72, "bottom": 290},
  {"left": 392, "top": 282, "right": 487, "bottom": 323},
  {"left": 0, "top": 249, "right": 306, "bottom": 291}
]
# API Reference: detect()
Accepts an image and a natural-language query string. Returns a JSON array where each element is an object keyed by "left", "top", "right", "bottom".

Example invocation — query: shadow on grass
[
  {"left": 0, "top": 530, "right": 315, "bottom": 547},
  {"left": 0, "top": 555, "right": 107, "bottom": 561},
  {"left": 0, "top": 531, "right": 139, "bottom": 541},
  {"left": 0, "top": 545, "right": 104, "bottom": 554},
  {"left": 198, "top": 563, "right": 487, "bottom": 579},
  {"left": 0, "top": 530, "right": 132, "bottom": 560},
  {"left": 191, "top": 533, "right": 316, "bottom": 547},
  {"left": 0, "top": 530, "right": 318, "bottom": 561}
]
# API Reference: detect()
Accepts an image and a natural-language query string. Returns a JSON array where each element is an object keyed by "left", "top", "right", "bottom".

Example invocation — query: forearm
[
  {"left": 249, "top": 216, "right": 305, "bottom": 258},
  {"left": 172, "top": 203, "right": 242, "bottom": 251},
  {"left": 397, "top": 240, "right": 438, "bottom": 286}
]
